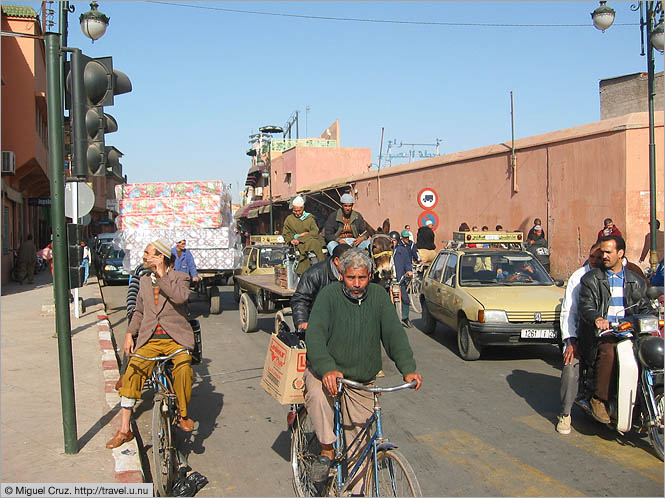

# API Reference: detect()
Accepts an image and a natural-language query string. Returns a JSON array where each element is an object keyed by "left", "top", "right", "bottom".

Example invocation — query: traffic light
[
  {"left": 105, "top": 146, "right": 123, "bottom": 178},
  {"left": 66, "top": 50, "right": 132, "bottom": 177},
  {"left": 67, "top": 223, "right": 85, "bottom": 289}
]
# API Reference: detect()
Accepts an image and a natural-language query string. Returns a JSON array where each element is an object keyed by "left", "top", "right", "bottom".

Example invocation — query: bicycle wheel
[
  {"left": 152, "top": 397, "right": 175, "bottom": 497},
  {"left": 408, "top": 278, "right": 422, "bottom": 313},
  {"left": 291, "top": 407, "right": 324, "bottom": 497},
  {"left": 364, "top": 449, "right": 422, "bottom": 497}
]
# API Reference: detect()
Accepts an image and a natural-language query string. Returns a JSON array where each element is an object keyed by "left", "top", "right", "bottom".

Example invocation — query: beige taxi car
[{"left": 420, "top": 232, "right": 565, "bottom": 360}]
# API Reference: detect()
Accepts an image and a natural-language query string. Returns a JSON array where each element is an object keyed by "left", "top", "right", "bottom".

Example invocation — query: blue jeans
[
  {"left": 327, "top": 238, "right": 370, "bottom": 254},
  {"left": 81, "top": 259, "right": 89, "bottom": 284}
]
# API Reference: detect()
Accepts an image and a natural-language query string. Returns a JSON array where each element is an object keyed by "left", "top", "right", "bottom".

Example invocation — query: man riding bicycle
[
  {"left": 106, "top": 239, "right": 196, "bottom": 449},
  {"left": 304, "top": 248, "right": 422, "bottom": 494}
]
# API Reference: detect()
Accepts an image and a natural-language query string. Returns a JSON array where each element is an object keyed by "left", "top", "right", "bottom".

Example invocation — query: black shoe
[
  {"left": 402, "top": 318, "right": 413, "bottom": 328},
  {"left": 309, "top": 455, "right": 332, "bottom": 482}
]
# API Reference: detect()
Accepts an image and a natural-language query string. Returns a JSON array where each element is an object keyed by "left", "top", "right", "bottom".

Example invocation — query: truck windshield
[{"left": 259, "top": 247, "right": 288, "bottom": 267}]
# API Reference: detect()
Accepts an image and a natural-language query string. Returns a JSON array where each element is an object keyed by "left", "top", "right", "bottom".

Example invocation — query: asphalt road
[{"left": 100, "top": 281, "right": 664, "bottom": 497}]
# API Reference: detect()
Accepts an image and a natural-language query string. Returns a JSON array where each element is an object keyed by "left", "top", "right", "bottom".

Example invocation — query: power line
[{"left": 145, "top": 1, "right": 637, "bottom": 28}]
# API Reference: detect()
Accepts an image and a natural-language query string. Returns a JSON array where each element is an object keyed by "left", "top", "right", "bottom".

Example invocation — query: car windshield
[
  {"left": 459, "top": 253, "right": 553, "bottom": 286},
  {"left": 106, "top": 248, "right": 125, "bottom": 260},
  {"left": 258, "top": 247, "right": 288, "bottom": 267}
]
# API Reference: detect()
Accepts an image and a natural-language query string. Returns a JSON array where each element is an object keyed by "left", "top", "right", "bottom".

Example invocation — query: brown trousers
[
  {"left": 304, "top": 366, "right": 375, "bottom": 494},
  {"left": 595, "top": 336, "right": 617, "bottom": 401},
  {"left": 119, "top": 338, "right": 192, "bottom": 417}
]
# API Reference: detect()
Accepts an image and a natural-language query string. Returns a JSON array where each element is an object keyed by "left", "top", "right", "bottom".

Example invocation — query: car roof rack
[{"left": 449, "top": 231, "right": 525, "bottom": 249}]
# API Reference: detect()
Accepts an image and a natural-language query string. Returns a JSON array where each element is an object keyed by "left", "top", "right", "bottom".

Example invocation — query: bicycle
[
  {"left": 390, "top": 272, "right": 422, "bottom": 316},
  {"left": 290, "top": 377, "right": 422, "bottom": 497},
  {"left": 131, "top": 347, "right": 191, "bottom": 497},
  {"left": 406, "top": 263, "right": 428, "bottom": 314}
]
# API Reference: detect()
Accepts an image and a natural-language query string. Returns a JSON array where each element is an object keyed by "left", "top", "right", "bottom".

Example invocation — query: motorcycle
[{"left": 576, "top": 287, "right": 664, "bottom": 460}]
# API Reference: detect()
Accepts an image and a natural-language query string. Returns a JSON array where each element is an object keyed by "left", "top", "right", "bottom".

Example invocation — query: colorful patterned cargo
[{"left": 114, "top": 181, "right": 241, "bottom": 272}]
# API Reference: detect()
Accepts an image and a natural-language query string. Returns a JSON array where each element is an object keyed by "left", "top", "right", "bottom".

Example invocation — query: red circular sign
[
  {"left": 417, "top": 188, "right": 438, "bottom": 210},
  {"left": 418, "top": 210, "right": 439, "bottom": 230}
]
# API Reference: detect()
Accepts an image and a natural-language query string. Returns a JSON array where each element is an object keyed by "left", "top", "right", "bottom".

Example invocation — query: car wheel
[
  {"left": 457, "top": 317, "right": 481, "bottom": 361},
  {"left": 420, "top": 299, "right": 436, "bottom": 335}
]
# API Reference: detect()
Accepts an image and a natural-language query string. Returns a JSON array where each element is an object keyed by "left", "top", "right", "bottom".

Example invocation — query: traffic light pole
[{"left": 45, "top": 32, "right": 78, "bottom": 454}]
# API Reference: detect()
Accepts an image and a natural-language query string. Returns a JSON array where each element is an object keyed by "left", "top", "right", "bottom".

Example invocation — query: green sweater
[{"left": 305, "top": 282, "right": 417, "bottom": 382}]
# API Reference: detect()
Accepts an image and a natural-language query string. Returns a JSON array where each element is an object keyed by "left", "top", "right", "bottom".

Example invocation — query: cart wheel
[
  {"left": 209, "top": 286, "right": 222, "bottom": 315},
  {"left": 240, "top": 292, "right": 258, "bottom": 333}
]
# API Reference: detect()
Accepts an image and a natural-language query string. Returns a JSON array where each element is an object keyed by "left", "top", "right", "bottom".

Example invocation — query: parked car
[
  {"left": 100, "top": 247, "right": 130, "bottom": 285},
  {"left": 233, "top": 243, "right": 289, "bottom": 302},
  {"left": 420, "top": 231, "right": 565, "bottom": 360}
]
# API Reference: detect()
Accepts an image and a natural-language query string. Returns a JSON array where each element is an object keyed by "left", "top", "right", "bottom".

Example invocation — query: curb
[{"left": 91, "top": 281, "right": 145, "bottom": 484}]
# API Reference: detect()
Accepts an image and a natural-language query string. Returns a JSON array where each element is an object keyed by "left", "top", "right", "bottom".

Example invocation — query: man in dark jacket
[
  {"left": 324, "top": 193, "right": 370, "bottom": 254},
  {"left": 291, "top": 244, "right": 351, "bottom": 331},
  {"left": 390, "top": 231, "right": 414, "bottom": 328},
  {"left": 416, "top": 220, "right": 437, "bottom": 264},
  {"left": 526, "top": 227, "right": 550, "bottom": 273},
  {"left": 578, "top": 235, "right": 649, "bottom": 424}
]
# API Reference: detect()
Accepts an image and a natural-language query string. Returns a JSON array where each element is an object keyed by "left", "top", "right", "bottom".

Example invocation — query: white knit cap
[
  {"left": 340, "top": 193, "right": 354, "bottom": 204},
  {"left": 425, "top": 220, "right": 433, "bottom": 226},
  {"left": 292, "top": 196, "right": 305, "bottom": 207},
  {"left": 151, "top": 239, "right": 171, "bottom": 258}
]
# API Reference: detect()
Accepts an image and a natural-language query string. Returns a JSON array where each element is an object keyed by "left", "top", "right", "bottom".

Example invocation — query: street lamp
[
  {"left": 79, "top": 1, "right": 109, "bottom": 41},
  {"left": 258, "top": 125, "right": 284, "bottom": 234},
  {"left": 591, "top": 1, "right": 664, "bottom": 270}
]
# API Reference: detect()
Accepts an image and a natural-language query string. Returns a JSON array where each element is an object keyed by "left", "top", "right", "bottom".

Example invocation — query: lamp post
[
  {"left": 592, "top": 1, "right": 664, "bottom": 270},
  {"left": 258, "top": 125, "right": 284, "bottom": 234},
  {"left": 44, "top": 0, "right": 109, "bottom": 454}
]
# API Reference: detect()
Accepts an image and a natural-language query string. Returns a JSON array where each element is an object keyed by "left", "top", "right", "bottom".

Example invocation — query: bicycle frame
[{"left": 331, "top": 385, "right": 392, "bottom": 496}]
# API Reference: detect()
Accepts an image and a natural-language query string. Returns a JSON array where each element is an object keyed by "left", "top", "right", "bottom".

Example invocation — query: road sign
[
  {"left": 65, "top": 182, "right": 95, "bottom": 219},
  {"left": 418, "top": 210, "right": 439, "bottom": 230},
  {"left": 418, "top": 188, "right": 438, "bottom": 209}
]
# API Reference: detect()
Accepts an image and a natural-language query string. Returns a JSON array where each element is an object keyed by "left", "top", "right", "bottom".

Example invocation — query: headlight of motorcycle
[
  {"left": 104, "top": 265, "right": 117, "bottom": 271},
  {"left": 638, "top": 316, "right": 659, "bottom": 333},
  {"left": 478, "top": 310, "right": 508, "bottom": 323}
]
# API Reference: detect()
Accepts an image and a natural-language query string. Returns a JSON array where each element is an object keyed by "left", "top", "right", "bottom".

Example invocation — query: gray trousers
[{"left": 560, "top": 357, "right": 579, "bottom": 416}]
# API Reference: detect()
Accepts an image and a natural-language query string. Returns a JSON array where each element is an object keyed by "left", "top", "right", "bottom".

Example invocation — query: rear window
[{"left": 459, "top": 253, "right": 553, "bottom": 286}]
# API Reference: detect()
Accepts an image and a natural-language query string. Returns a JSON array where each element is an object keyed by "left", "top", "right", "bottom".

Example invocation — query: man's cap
[
  {"left": 292, "top": 196, "right": 305, "bottom": 207},
  {"left": 340, "top": 193, "right": 354, "bottom": 204},
  {"left": 175, "top": 234, "right": 186, "bottom": 243},
  {"left": 424, "top": 220, "right": 433, "bottom": 226},
  {"left": 151, "top": 239, "right": 171, "bottom": 258},
  {"left": 534, "top": 225, "right": 543, "bottom": 230},
  {"left": 401, "top": 230, "right": 410, "bottom": 238}
]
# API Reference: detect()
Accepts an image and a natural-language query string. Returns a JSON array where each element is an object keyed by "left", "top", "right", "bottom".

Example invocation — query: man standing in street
[
  {"left": 526, "top": 225, "right": 550, "bottom": 273},
  {"left": 324, "top": 193, "right": 370, "bottom": 254},
  {"left": 16, "top": 234, "right": 36, "bottom": 284},
  {"left": 392, "top": 231, "right": 415, "bottom": 328},
  {"left": 596, "top": 218, "right": 622, "bottom": 241},
  {"left": 578, "top": 235, "right": 649, "bottom": 424},
  {"left": 639, "top": 219, "right": 664, "bottom": 265},
  {"left": 416, "top": 220, "right": 437, "bottom": 264},
  {"left": 401, "top": 229, "right": 420, "bottom": 264},
  {"left": 556, "top": 243, "right": 602, "bottom": 434},
  {"left": 171, "top": 238, "right": 201, "bottom": 283},
  {"left": 282, "top": 196, "right": 325, "bottom": 275},
  {"left": 304, "top": 248, "right": 422, "bottom": 493}
]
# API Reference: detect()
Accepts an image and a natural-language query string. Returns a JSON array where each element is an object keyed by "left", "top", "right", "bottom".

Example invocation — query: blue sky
[{"left": 9, "top": 1, "right": 664, "bottom": 200}]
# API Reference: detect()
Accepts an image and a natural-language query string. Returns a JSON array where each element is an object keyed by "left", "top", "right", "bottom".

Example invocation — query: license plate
[{"left": 520, "top": 329, "right": 556, "bottom": 339}]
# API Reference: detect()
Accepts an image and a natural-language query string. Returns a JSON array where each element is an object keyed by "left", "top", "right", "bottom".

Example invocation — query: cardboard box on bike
[{"left": 261, "top": 334, "right": 306, "bottom": 404}]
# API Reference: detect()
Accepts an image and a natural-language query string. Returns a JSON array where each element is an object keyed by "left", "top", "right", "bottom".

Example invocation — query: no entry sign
[
  {"left": 418, "top": 211, "right": 439, "bottom": 230},
  {"left": 418, "top": 188, "right": 438, "bottom": 209}
]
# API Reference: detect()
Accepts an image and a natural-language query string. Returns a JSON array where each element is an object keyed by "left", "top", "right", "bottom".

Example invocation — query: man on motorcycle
[
  {"left": 556, "top": 242, "right": 602, "bottom": 434},
  {"left": 290, "top": 243, "right": 351, "bottom": 332},
  {"left": 578, "top": 235, "right": 650, "bottom": 424}
]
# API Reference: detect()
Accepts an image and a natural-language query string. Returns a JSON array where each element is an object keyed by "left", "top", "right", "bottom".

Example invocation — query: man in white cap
[
  {"left": 171, "top": 236, "right": 201, "bottom": 282},
  {"left": 282, "top": 196, "right": 325, "bottom": 275},
  {"left": 416, "top": 219, "right": 437, "bottom": 264},
  {"left": 106, "top": 239, "right": 196, "bottom": 449},
  {"left": 323, "top": 192, "right": 370, "bottom": 254}
]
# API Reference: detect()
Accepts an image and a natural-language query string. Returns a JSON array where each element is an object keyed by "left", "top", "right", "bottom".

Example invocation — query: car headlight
[
  {"left": 478, "top": 310, "right": 508, "bottom": 323},
  {"left": 104, "top": 265, "right": 117, "bottom": 271},
  {"left": 638, "top": 316, "right": 659, "bottom": 333}
]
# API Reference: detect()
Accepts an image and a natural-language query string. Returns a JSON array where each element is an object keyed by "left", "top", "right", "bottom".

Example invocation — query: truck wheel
[
  {"left": 209, "top": 287, "right": 222, "bottom": 315},
  {"left": 233, "top": 280, "right": 240, "bottom": 303},
  {"left": 240, "top": 293, "right": 258, "bottom": 333},
  {"left": 227, "top": 276, "right": 234, "bottom": 287},
  {"left": 457, "top": 317, "right": 481, "bottom": 361}
]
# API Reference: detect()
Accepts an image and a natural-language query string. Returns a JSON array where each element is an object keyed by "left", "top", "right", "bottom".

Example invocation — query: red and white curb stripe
[{"left": 95, "top": 298, "right": 144, "bottom": 483}]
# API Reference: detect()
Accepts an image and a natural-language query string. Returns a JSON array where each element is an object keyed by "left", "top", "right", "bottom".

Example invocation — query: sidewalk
[{"left": 0, "top": 269, "right": 143, "bottom": 484}]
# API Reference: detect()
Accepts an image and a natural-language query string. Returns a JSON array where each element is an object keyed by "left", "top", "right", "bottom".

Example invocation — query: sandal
[{"left": 105, "top": 430, "right": 134, "bottom": 449}]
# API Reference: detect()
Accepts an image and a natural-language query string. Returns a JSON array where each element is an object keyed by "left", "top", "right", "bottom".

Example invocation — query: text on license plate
[{"left": 520, "top": 329, "right": 556, "bottom": 339}]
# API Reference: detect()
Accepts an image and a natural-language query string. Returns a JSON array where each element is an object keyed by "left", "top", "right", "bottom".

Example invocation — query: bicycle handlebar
[
  {"left": 337, "top": 377, "right": 417, "bottom": 393},
  {"left": 130, "top": 347, "right": 190, "bottom": 362}
]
